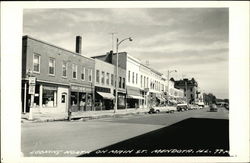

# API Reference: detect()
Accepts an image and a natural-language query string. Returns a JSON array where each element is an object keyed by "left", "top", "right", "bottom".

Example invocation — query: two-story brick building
[
  {"left": 92, "top": 51, "right": 127, "bottom": 109},
  {"left": 21, "top": 35, "right": 95, "bottom": 114}
]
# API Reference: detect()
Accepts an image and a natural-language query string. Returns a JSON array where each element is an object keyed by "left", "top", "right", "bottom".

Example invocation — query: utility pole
[{"left": 109, "top": 32, "right": 117, "bottom": 51}]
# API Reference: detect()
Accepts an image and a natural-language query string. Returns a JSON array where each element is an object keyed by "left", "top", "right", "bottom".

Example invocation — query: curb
[{"left": 21, "top": 110, "right": 149, "bottom": 123}]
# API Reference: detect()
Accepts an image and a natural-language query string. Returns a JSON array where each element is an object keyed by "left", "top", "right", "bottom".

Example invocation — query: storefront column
[
  {"left": 86, "top": 92, "right": 89, "bottom": 111},
  {"left": 77, "top": 92, "right": 79, "bottom": 111},
  {"left": 23, "top": 82, "right": 27, "bottom": 113},
  {"left": 54, "top": 90, "right": 57, "bottom": 107},
  {"left": 39, "top": 84, "right": 43, "bottom": 108}
]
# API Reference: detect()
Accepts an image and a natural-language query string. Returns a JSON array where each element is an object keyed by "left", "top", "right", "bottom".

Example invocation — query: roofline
[
  {"left": 93, "top": 58, "right": 115, "bottom": 67},
  {"left": 23, "top": 35, "right": 95, "bottom": 62}
]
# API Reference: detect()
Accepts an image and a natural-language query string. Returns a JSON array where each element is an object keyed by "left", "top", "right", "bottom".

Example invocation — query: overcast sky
[{"left": 23, "top": 8, "right": 229, "bottom": 99}]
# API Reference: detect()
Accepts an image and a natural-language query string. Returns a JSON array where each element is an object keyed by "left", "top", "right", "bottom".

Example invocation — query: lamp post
[
  {"left": 114, "top": 37, "right": 133, "bottom": 113},
  {"left": 167, "top": 70, "right": 177, "bottom": 105}
]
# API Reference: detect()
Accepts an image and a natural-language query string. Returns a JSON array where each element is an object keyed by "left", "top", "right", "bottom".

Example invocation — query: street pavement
[{"left": 21, "top": 107, "right": 229, "bottom": 157}]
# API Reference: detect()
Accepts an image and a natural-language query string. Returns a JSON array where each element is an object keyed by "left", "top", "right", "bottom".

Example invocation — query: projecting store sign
[{"left": 28, "top": 77, "right": 36, "bottom": 94}]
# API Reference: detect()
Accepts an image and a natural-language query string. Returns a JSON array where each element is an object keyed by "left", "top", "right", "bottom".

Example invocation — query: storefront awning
[
  {"left": 169, "top": 99, "right": 177, "bottom": 104},
  {"left": 97, "top": 92, "right": 115, "bottom": 100},
  {"left": 156, "top": 97, "right": 166, "bottom": 102},
  {"left": 128, "top": 95, "right": 144, "bottom": 100}
]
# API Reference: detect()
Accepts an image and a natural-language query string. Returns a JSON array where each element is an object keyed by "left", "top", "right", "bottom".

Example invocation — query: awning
[
  {"left": 169, "top": 99, "right": 177, "bottom": 104},
  {"left": 128, "top": 95, "right": 144, "bottom": 100},
  {"left": 97, "top": 92, "right": 115, "bottom": 99},
  {"left": 156, "top": 97, "right": 166, "bottom": 102}
]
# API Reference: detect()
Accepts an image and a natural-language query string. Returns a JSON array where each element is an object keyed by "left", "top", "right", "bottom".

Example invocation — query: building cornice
[{"left": 23, "top": 35, "right": 95, "bottom": 62}]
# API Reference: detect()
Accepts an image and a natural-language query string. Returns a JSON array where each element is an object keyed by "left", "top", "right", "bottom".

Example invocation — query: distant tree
[
  {"left": 224, "top": 99, "right": 229, "bottom": 103},
  {"left": 203, "top": 93, "right": 217, "bottom": 104}
]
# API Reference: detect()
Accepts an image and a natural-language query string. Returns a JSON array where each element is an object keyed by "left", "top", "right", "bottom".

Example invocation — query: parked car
[
  {"left": 176, "top": 103, "right": 188, "bottom": 112},
  {"left": 224, "top": 103, "right": 229, "bottom": 110},
  {"left": 210, "top": 104, "right": 218, "bottom": 112},
  {"left": 189, "top": 104, "right": 199, "bottom": 110},
  {"left": 148, "top": 106, "right": 176, "bottom": 114},
  {"left": 197, "top": 102, "right": 205, "bottom": 109}
]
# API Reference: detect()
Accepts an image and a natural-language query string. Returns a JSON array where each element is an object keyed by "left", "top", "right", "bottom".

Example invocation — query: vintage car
[
  {"left": 197, "top": 102, "right": 205, "bottom": 109},
  {"left": 148, "top": 106, "right": 176, "bottom": 114},
  {"left": 210, "top": 104, "right": 218, "bottom": 112},
  {"left": 176, "top": 103, "right": 188, "bottom": 112}
]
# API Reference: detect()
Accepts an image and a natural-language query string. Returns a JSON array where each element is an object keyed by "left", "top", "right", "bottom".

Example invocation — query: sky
[{"left": 23, "top": 8, "right": 229, "bottom": 99}]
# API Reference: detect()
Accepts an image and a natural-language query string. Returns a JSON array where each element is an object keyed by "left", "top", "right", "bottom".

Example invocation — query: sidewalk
[
  {"left": 21, "top": 106, "right": 177, "bottom": 123},
  {"left": 21, "top": 108, "right": 147, "bottom": 123}
]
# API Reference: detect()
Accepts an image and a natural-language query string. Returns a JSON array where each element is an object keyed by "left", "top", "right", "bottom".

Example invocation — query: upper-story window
[
  {"left": 33, "top": 54, "right": 40, "bottom": 73},
  {"left": 132, "top": 72, "right": 134, "bottom": 84},
  {"left": 146, "top": 77, "right": 149, "bottom": 88},
  {"left": 88, "top": 69, "right": 92, "bottom": 82},
  {"left": 81, "top": 67, "right": 85, "bottom": 81},
  {"left": 111, "top": 74, "right": 114, "bottom": 86},
  {"left": 106, "top": 73, "right": 110, "bottom": 85},
  {"left": 72, "top": 64, "right": 77, "bottom": 79},
  {"left": 62, "top": 61, "right": 67, "bottom": 77},
  {"left": 119, "top": 76, "right": 122, "bottom": 88},
  {"left": 144, "top": 76, "right": 146, "bottom": 88},
  {"left": 128, "top": 71, "right": 131, "bottom": 83},
  {"left": 136, "top": 73, "right": 138, "bottom": 84},
  {"left": 101, "top": 71, "right": 105, "bottom": 84},
  {"left": 96, "top": 70, "right": 100, "bottom": 83},
  {"left": 122, "top": 78, "right": 125, "bottom": 89},
  {"left": 140, "top": 75, "right": 143, "bottom": 88},
  {"left": 49, "top": 58, "right": 55, "bottom": 75}
]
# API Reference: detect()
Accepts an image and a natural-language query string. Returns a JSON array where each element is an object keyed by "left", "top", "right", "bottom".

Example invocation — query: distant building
[
  {"left": 173, "top": 78, "right": 198, "bottom": 104},
  {"left": 93, "top": 51, "right": 168, "bottom": 109}
]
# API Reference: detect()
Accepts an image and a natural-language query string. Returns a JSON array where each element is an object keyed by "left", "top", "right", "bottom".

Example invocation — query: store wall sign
[{"left": 71, "top": 85, "right": 92, "bottom": 92}]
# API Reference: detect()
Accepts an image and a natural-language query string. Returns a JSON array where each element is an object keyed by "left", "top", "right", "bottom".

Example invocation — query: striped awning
[
  {"left": 128, "top": 95, "right": 144, "bottom": 100},
  {"left": 97, "top": 92, "right": 115, "bottom": 99}
]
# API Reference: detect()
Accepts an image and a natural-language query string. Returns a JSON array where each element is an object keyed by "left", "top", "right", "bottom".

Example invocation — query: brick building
[
  {"left": 173, "top": 78, "right": 198, "bottom": 104},
  {"left": 21, "top": 35, "right": 95, "bottom": 114},
  {"left": 92, "top": 51, "right": 127, "bottom": 109},
  {"left": 93, "top": 51, "right": 168, "bottom": 109}
]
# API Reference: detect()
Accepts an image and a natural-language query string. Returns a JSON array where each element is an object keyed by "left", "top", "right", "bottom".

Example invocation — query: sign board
[
  {"left": 28, "top": 85, "right": 35, "bottom": 94},
  {"left": 29, "top": 77, "right": 36, "bottom": 85},
  {"left": 71, "top": 85, "right": 92, "bottom": 93}
]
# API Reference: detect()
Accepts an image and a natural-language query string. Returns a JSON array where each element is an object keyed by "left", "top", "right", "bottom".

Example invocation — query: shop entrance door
[{"left": 61, "top": 93, "right": 67, "bottom": 112}]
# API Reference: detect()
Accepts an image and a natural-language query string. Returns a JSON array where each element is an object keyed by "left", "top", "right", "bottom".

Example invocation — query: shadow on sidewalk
[{"left": 79, "top": 118, "right": 229, "bottom": 157}]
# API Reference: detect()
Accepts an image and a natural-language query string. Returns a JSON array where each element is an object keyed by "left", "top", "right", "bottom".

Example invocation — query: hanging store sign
[
  {"left": 29, "top": 77, "right": 36, "bottom": 85},
  {"left": 28, "top": 85, "right": 35, "bottom": 94}
]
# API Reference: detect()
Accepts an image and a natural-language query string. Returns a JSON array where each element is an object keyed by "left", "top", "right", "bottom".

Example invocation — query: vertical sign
[{"left": 28, "top": 77, "right": 36, "bottom": 94}]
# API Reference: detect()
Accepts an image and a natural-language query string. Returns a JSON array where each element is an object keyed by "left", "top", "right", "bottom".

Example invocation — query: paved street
[{"left": 22, "top": 107, "right": 229, "bottom": 157}]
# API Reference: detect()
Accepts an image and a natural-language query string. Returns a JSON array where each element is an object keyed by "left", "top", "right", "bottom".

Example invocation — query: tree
[{"left": 203, "top": 93, "right": 217, "bottom": 104}]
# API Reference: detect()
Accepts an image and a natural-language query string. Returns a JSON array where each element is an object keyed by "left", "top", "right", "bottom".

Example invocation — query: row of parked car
[{"left": 148, "top": 102, "right": 205, "bottom": 114}]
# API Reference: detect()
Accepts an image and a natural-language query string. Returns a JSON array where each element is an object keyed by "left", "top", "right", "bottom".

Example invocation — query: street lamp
[
  {"left": 114, "top": 37, "right": 133, "bottom": 113},
  {"left": 167, "top": 70, "right": 177, "bottom": 105}
]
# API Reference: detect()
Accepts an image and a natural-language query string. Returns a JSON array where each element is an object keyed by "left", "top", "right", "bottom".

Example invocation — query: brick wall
[{"left": 22, "top": 36, "right": 95, "bottom": 87}]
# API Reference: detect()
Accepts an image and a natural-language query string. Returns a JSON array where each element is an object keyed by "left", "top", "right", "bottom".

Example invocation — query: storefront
[
  {"left": 95, "top": 86, "right": 114, "bottom": 111},
  {"left": 156, "top": 93, "right": 166, "bottom": 106},
  {"left": 21, "top": 81, "right": 69, "bottom": 113},
  {"left": 70, "top": 85, "right": 93, "bottom": 112},
  {"left": 126, "top": 86, "right": 143, "bottom": 109}
]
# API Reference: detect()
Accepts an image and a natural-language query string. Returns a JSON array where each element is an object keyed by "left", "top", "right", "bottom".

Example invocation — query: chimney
[
  {"left": 105, "top": 50, "right": 113, "bottom": 64},
  {"left": 75, "top": 36, "right": 82, "bottom": 54}
]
